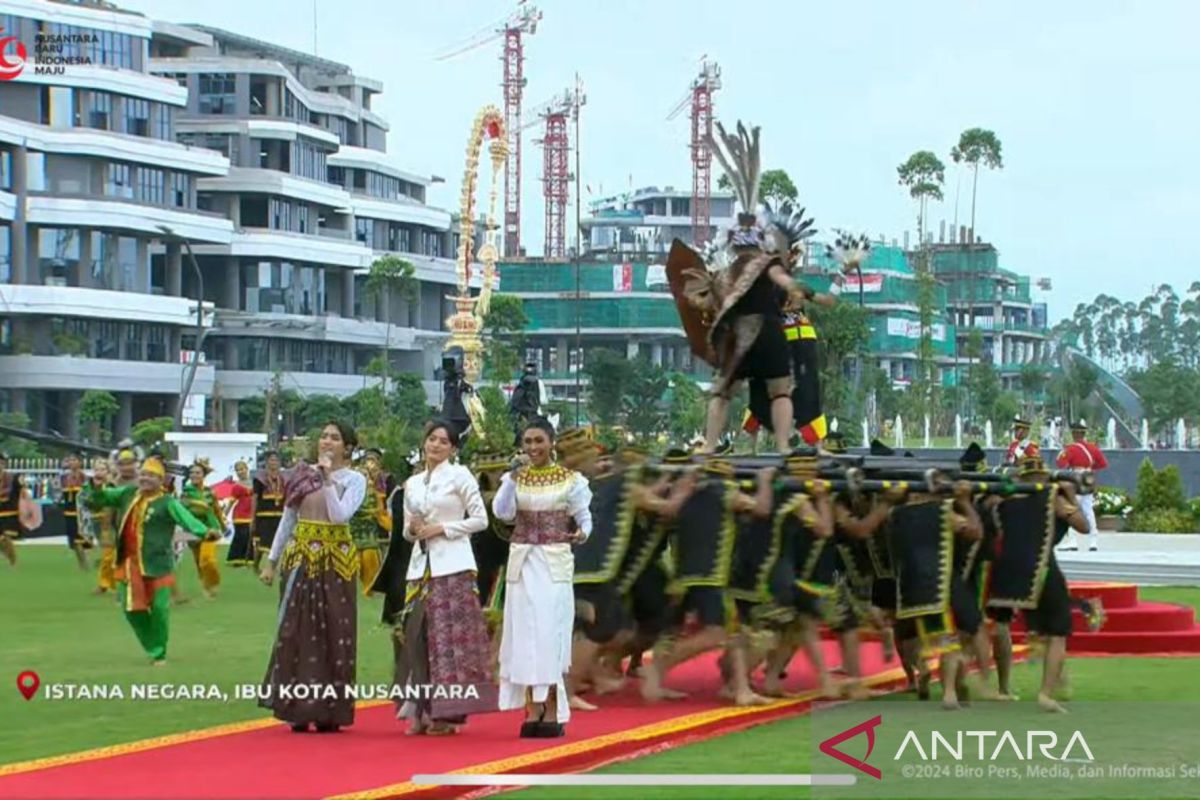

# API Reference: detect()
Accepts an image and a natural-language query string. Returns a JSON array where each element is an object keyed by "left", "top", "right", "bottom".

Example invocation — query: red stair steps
[
  {"left": 1071, "top": 602, "right": 1196, "bottom": 633},
  {"left": 1068, "top": 581, "right": 1139, "bottom": 609}
]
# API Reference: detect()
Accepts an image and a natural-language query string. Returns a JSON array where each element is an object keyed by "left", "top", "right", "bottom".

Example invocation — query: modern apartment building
[
  {"left": 0, "top": 0, "right": 461, "bottom": 437},
  {"left": 583, "top": 185, "right": 735, "bottom": 257}
]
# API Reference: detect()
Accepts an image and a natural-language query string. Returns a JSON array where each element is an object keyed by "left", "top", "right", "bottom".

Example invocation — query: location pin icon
[{"left": 16, "top": 671, "right": 39, "bottom": 701}]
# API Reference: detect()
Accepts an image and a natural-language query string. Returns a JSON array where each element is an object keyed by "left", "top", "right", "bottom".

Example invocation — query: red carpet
[
  {"left": 0, "top": 642, "right": 909, "bottom": 800},
  {"left": 1014, "top": 582, "right": 1200, "bottom": 655}
]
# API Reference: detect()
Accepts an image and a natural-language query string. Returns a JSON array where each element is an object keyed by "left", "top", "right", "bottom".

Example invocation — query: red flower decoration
[{"left": 486, "top": 119, "right": 501, "bottom": 140}]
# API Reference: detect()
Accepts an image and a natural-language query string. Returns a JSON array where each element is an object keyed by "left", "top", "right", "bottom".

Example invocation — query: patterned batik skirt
[
  {"left": 394, "top": 567, "right": 498, "bottom": 723},
  {"left": 260, "top": 520, "right": 359, "bottom": 727}
]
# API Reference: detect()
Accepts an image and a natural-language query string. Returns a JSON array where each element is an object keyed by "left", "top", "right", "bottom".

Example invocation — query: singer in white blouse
[
  {"left": 492, "top": 418, "right": 592, "bottom": 738},
  {"left": 394, "top": 420, "right": 496, "bottom": 735},
  {"left": 258, "top": 422, "right": 367, "bottom": 733}
]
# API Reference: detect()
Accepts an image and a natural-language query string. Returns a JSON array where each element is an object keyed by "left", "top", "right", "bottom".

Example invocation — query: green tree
[
  {"left": 623, "top": 360, "right": 670, "bottom": 440},
  {"left": 299, "top": 394, "right": 348, "bottom": 432},
  {"left": 583, "top": 349, "right": 635, "bottom": 430},
  {"left": 807, "top": 300, "right": 870, "bottom": 417},
  {"left": 1018, "top": 363, "right": 1049, "bottom": 414},
  {"left": 130, "top": 416, "right": 173, "bottom": 455},
  {"left": 389, "top": 372, "right": 434, "bottom": 426},
  {"left": 897, "top": 150, "right": 945, "bottom": 413},
  {"left": 719, "top": 168, "right": 797, "bottom": 205},
  {"left": 466, "top": 385, "right": 516, "bottom": 457},
  {"left": 0, "top": 412, "right": 42, "bottom": 459},
  {"left": 238, "top": 396, "right": 265, "bottom": 434},
  {"left": 77, "top": 390, "right": 120, "bottom": 445},
  {"left": 363, "top": 255, "right": 417, "bottom": 385},
  {"left": 968, "top": 361, "right": 1002, "bottom": 427},
  {"left": 1127, "top": 360, "right": 1200, "bottom": 434},
  {"left": 482, "top": 294, "right": 530, "bottom": 383},
  {"left": 667, "top": 373, "right": 707, "bottom": 444},
  {"left": 949, "top": 128, "right": 1003, "bottom": 234}
]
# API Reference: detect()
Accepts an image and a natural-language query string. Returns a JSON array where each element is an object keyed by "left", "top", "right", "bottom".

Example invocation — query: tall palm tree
[{"left": 949, "top": 128, "right": 1004, "bottom": 235}]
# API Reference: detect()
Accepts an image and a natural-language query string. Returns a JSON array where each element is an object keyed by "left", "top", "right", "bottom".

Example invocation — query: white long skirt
[{"left": 498, "top": 547, "right": 575, "bottom": 723}]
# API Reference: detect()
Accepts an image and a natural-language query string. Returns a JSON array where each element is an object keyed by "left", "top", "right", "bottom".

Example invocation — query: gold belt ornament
[{"left": 282, "top": 520, "right": 359, "bottom": 581}]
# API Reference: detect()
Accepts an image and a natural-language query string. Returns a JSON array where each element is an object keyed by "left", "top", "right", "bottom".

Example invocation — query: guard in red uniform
[
  {"left": 1055, "top": 420, "right": 1107, "bottom": 551},
  {"left": 1004, "top": 416, "right": 1034, "bottom": 466}
]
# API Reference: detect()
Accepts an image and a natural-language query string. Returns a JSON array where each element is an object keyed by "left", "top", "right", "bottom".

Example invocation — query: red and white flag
[{"left": 613, "top": 262, "right": 633, "bottom": 292}]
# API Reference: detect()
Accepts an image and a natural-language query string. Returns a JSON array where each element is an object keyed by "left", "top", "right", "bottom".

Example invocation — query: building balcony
[
  {"left": 190, "top": 226, "right": 371, "bottom": 268},
  {"left": 350, "top": 194, "right": 451, "bottom": 230},
  {"left": 954, "top": 319, "right": 1047, "bottom": 336},
  {"left": 0, "top": 355, "right": 215, "bottom": 395},
  {"left": 196, "top": 167, "right": 352, "bottom": 209},
  {"left": 11, "top": 63, "right": 188, "bottom": 107},
  {"left": 25, "top": 194, "right": 235, "bottom": 244},
  {"left": 0, "top": 284, "right": 215, "bottom": 327},
  {"left": 214, "top": 369, "right": 380, "bottom": 400},
  {"left": 212, "top": 310, "right": 440, "bottom": 349},
  {"left": 175, "top": 117, "right": 341, "bottom": 147},
  {"left": 0, "top": 117, "right": 230, "bottom": 176},
  {"left": 327, "top": 147, "right": 430, "bottom": 185}
]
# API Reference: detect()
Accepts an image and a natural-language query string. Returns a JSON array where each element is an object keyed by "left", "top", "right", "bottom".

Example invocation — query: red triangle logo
[{"left": 819, "top": 714, "right": 882, "bottom": 780}]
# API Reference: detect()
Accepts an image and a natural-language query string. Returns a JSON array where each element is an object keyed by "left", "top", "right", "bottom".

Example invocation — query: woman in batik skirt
[
  {"left": 225, "top": 460, "right": 256, "bottom": 567},
  {"left": 259, "top": 422, "right": 366, "bottom": 732},
  {"left": 492, "top": 418, "right": 593, "bottom": 738},
  {"left": 394, "top": 420, "right": 495, "bottom": 735}
]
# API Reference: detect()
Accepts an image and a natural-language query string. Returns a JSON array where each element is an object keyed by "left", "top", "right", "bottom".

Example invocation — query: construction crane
[
  {"left": 667, "top": 58, "right": 721, "bottom": 247},
  {"left": 523, "top": 82, "right": 585, "bottom": 259},
  {"left": 436, "top": 3, "right": 542, "bottom": 258}
]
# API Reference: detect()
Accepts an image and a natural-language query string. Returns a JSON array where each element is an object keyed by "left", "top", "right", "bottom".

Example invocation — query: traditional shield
[
  {"left": 19, "top": 495, "right": 43, "bottom": 531},
  {"left": 665, "top": 238, "right": 717, "bottom": 365}
]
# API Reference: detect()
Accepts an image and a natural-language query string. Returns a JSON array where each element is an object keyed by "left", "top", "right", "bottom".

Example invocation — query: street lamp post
[{"left": 157, "top": 226, "right": 208, "bottom": 430}]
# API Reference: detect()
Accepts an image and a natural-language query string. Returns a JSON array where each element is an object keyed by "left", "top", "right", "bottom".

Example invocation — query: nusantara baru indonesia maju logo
[{"left": 0, "top": 27, "right": 28, "bottom": 81}]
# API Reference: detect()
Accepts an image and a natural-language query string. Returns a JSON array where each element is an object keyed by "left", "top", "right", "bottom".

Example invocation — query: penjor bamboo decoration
[{"left": 444, "top": 105, "right": 508, "bottom": 386}]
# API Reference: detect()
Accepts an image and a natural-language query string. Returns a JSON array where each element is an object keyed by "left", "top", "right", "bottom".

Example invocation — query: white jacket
[{"left": 402, "top": 461, "right": 488, "bottom": 580}]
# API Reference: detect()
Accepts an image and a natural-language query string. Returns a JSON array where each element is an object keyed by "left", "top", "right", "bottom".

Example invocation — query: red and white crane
[
  {"left": 521, "top": 79, "right": 585, "bottom": 260},
  {"left": 667, "top": 58, "right": 721, "bottom": 247},
  {"left": 436, "top": 3, "right": 541, "bottom": 258}
]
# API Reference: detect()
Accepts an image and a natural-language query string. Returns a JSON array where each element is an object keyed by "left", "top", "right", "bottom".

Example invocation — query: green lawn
[
  {"left": 0, "top": 545, "right": 399, "bottom": 764},
  {"left": 2, "top": 548, "right": 1198, "bottom": 798}
]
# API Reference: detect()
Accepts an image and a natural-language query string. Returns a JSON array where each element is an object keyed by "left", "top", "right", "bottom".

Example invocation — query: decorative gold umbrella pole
[{"left": 444, "top": 105, "right": 508, "bottom": 386}]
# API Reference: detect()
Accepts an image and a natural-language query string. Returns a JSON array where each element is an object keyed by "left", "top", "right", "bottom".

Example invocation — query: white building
[{"left": 0, "top": 1, "right": 460, "bottom": 437}]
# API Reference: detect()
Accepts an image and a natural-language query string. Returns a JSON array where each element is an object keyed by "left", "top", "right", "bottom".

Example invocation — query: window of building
[
  {"left": 153, "top": 104, "right": 172, "bottom": 140},
  {"left": 290, "top": 140, "right": 326, "bottom": 181},
  {"left": 198, "top": 73, "right": 236, "bottom": 114},
  {"left": 37, "top": 228, "right": 80, "bottom": 286},
  {"left": 42, "top": 86, "right": 77, "bottom": 128},
  {"left": 250, "top": 79, "right": 268, "bottom": 116},
  {"left": 297, "top": 204, "right": 309, "bottom": 234},
  {"left": 0, "top": 149, "right": 10, "bottom": 191},
  {"left": 355, "top": 218, "right": 373, "bottom": 245},
  {"left": 136, "top": 167, "right": 165, "bottom": 205},
  {"left": 283, "top": 88, "right": 308, "bottom": 124},
  {"left": 124, "top": 321, "right": 145, "bottom": 361},
  {"left": 93, "top": 320, "right": 119, "bottom": 359},
  {"left": 146, "top": 325, "right": 167, "bottom": 361},
  {"left": 0, "top": 225, "right": 10, "bottom": 284},
  {"left": 269, "top": 198, "right": 292, "bottom": 231},
  {"left": 0, "top": 318, "right": 11, "bottom": 356},
  {"left": 25, "top": 152, "right": 45, "bottom": 192},
  {"left": 104, "top": 163, "right": 132, "bottom": 198},
  {"left": 170, "top": 173, "right": 191, "bottom": 208},
  {"left": 396, "top": 226, "right": 410, "bottom": 253},
  {"left": 84, "top": 91, "right": 112, "bottom": 130},
  {"left": 123, "top": 97, "right": 150, "bottom": 137},
  {"left": 327, "top": 166, "right": 345, "bottom": 187}
]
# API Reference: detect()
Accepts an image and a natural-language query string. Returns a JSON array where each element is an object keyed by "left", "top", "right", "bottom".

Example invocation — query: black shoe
[
  {"left": 315, "top": 723, "right": 340, "bottom": 733},
  {"left": 290, "top": 723, "right": 310, "bottom": 733},
  {"left": 536, "top": 722, "right": 565, "bottom": 738},
  {"left": 519, "top": 721, "right": 540, "bottom": 738}
]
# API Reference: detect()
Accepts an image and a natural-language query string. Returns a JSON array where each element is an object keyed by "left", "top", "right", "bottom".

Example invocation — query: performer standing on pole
[{"left": 1055, "top": 420, "right": 1107, "bottom": 551}]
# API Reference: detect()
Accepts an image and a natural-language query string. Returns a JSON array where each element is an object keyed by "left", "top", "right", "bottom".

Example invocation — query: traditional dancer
[
  {"left": 394, "top": 420, "right": 495, "bottom": 735},
  {"left": 181, "top": 459, "right": 225, "bottom": 599},
  {"left": 251, "top": 451, "right": 285, "bottom": 572},
  {"left": 259, "top": 422, "right": 366, "bottom": 732},
  {"left": 225, "top": 460, "right": 256, "bottom": 567},
  {"left": 641, "top": 459, "right": 775, "bottom": 706},
  {"left": 492, "top": 418, "right": 593, "bottom": 737},
  {"left": 89, "top": 458, "right": 119, "bottom": 595},
  {"left": 0, "top": 451, "right": 27, "bottom": 566},
  {"left": 671, "top": 122, "right": 817, "bottom": 454},
  {"left": 60, "top": 452, "right": 91, "bottom": 571},
  {"left": 352, "top": 448, "right": 390, "bottom": 593},
  {"left": 988, "top": 446, "right": 1089, "bottom": 712},
  {"left": 1055, "top": 420, "right": 1107, "bottom": 551},
  {"left": 81, "top": 456, "right": 220, "bottom": 663}
]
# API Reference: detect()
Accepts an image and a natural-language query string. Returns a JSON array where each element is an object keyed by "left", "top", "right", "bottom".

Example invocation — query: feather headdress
[
  {"left": 761, "top": 201, "right": 817, "bottom": 258},
  {"left": 825, "top": 230, "right": 872, "bottom": 272},
  {"left": 707, "top": 121, "right": 763, "bottom": 248}
]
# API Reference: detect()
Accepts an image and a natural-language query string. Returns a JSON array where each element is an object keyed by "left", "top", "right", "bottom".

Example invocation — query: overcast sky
[{"left": 120, "top": 0, "right": 1200, "bottom": 322}]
